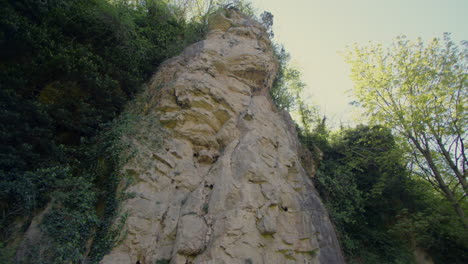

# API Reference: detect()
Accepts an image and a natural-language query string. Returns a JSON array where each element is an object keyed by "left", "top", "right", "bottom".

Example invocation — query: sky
[{"left": 248, "top": 0, "right": 468, "bottom": 127}]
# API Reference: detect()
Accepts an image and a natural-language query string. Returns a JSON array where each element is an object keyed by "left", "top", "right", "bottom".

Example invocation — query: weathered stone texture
[{"left": 101, "top": 8, "right": 345, "bottom": 264}]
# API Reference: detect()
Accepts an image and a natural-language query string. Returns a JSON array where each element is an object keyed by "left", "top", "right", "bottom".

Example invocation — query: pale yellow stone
[{"left": 101, "top": 8, "right": 344, "bottom": 264}]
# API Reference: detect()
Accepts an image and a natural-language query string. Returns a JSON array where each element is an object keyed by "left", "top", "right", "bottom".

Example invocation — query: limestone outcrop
[{"left": 101, "top": 8, "right": 345, "bottom": 264}]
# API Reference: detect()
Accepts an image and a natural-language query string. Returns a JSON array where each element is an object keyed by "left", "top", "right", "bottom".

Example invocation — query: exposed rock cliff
[{"left": 102, "top": 9, "right": 345, "bottom": 264}]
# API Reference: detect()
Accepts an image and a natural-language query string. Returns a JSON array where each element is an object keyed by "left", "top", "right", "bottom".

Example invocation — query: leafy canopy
[{"left": 345, "top": 34, "right": 467, "bottom": 226}]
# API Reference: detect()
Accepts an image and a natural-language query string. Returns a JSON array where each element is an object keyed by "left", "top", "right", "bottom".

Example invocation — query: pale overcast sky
[{"left": 249, "top": 0, "right": 468, "bottom": 127}]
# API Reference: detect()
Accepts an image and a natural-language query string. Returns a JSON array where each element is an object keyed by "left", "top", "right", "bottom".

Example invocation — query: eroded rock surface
[{"left": 102, "top": 8, "right": 345, "bottom": 264}]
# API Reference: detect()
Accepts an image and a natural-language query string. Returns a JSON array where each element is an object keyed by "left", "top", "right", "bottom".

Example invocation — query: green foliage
[
  {"left": 308, "top": 123, "right": 468, "bottom": 263},
  {"left": 270, "top": 45, "right": 295, "bottom": 110},
  {"left": 389, "top": 180, "right": 468, "bottom": 263},
  {"left": 313, "top": 125, "right": 411, "bottom": 263},
  {"left": 0, "top": 242, "right": 14, "bottom": 264},
  {"left": 270, "top": 44, "right": 319, "bottom": 132},
  {"left": 42, "top": 175, "right": 99, "bottom": 263},
  {"left": 0, "top": 0, "right": 205, "bottom": 262},
  {"left": 307, "top": 249, "right": 318, "bottom": 257},
  {"left": 229, "top": 0, "right": 256, "bottom": 18},
  {"left": 203, "top": 202, "right": 209, "bottom": 214},
  {"left": 260, "top": 11, "right": 274, "bottom": 37},
  {"left": 345, "top": 34, "right": 467, "bottom": 226}
]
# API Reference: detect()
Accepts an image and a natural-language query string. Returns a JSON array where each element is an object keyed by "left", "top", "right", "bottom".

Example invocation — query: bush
[{"left": 0, "top": 0, "right": 206, "bottom": 262}]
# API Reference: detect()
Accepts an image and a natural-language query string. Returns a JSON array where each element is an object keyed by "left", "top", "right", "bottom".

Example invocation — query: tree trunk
[{"left": 410, "top": 136, "right": 468, "bottom": 228}]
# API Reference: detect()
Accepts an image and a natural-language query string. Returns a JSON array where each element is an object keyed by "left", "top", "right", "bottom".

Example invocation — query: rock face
[{"left": 102, "top": 9, "right": 345, "bottom": 264}]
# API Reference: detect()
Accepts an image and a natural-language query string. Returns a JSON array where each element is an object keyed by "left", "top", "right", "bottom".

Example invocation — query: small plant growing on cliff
[
  {"left": 260, "top": 11, "right": 274, "bottom": 38},
  {"left": 245, "top": 258, "right": 253, "bottom": 264},
  {"left": 308, "top": 249, "right": 318, "bottom": 257},
  {"left": 202, "top": 202, "right": 209, "bottom": 214}
]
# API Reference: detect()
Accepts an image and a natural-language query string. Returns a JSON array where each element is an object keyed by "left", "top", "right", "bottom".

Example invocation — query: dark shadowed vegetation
[
  {"left": 0, "top": 0, "right": 206, "bottom": 262},
  {"left": 301, "top": 124, "right": 467, "bottom": 263}
]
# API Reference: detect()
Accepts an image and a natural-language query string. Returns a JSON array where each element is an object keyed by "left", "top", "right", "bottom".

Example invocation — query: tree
[{"left": 345, "top": 34, "right": 467, "bottom": 227}]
